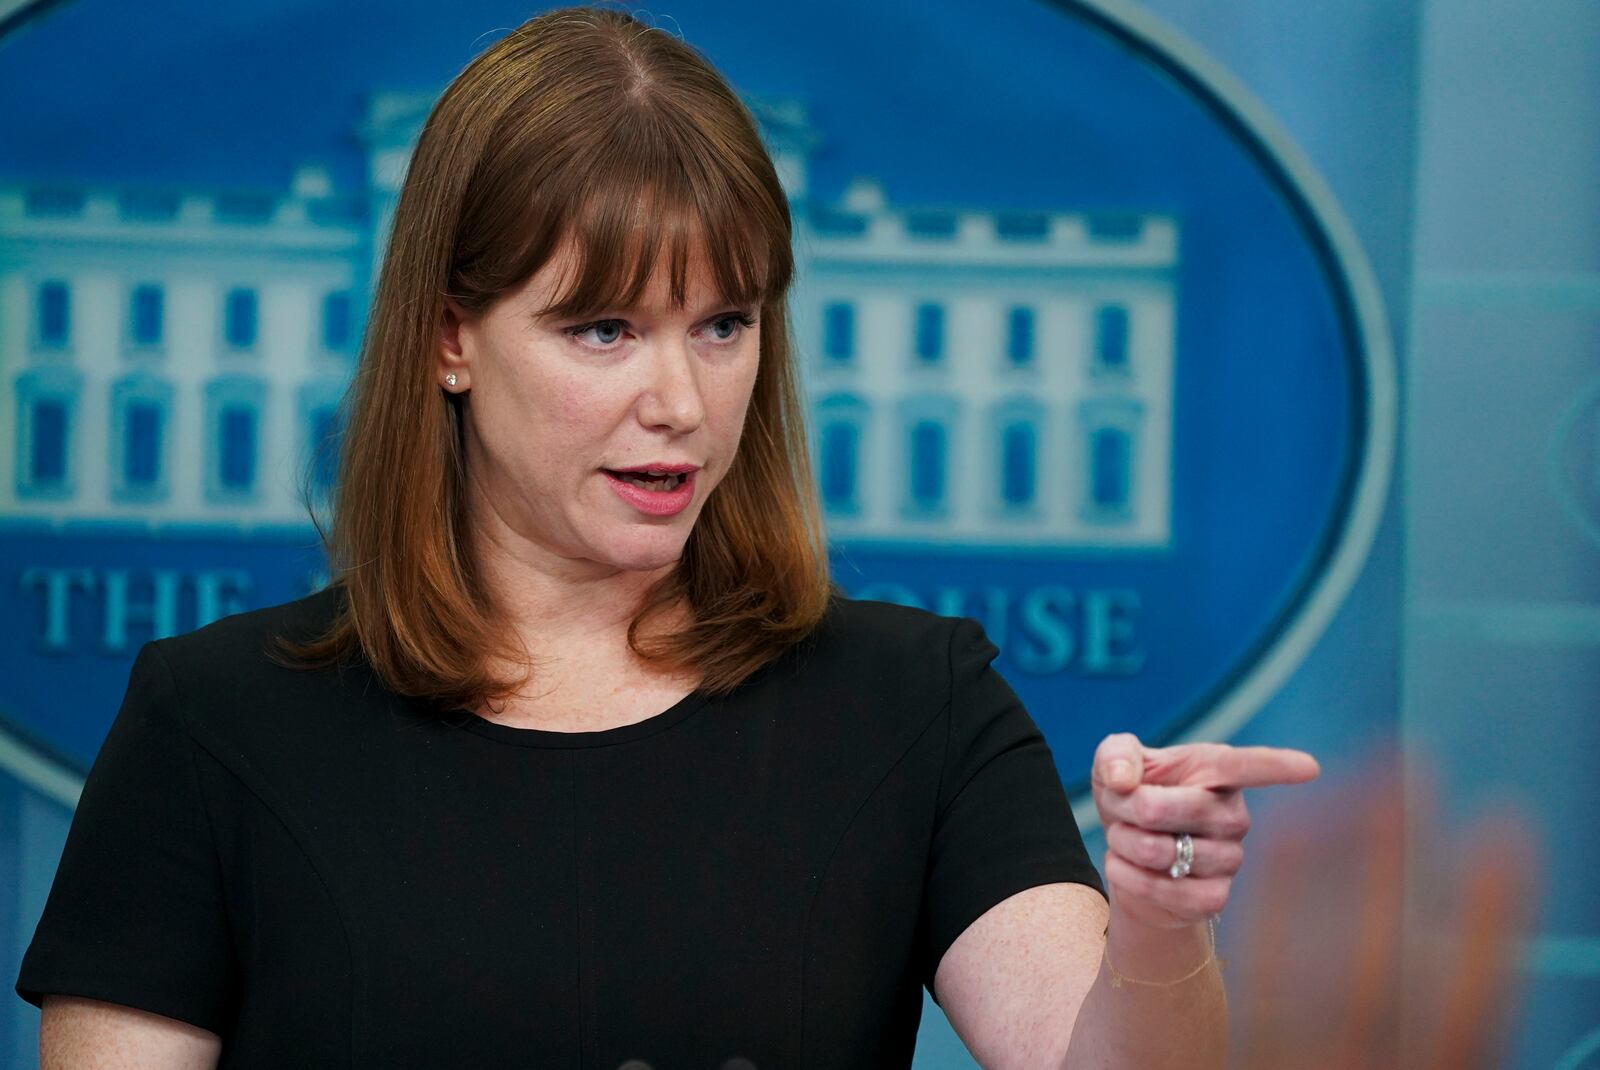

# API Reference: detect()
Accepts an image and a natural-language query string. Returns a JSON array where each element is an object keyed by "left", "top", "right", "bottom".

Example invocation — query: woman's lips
[{"left": 601, "top": 468, "right": 696, "bottom": 517}]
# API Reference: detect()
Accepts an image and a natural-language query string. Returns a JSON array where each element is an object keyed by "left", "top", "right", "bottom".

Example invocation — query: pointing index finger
[
  {"left": 1204, "top": 746, "right": 1321, "bottom": 789},
  {"left": 1143, "top": 743, "right": 1321, "bottom": 789}
]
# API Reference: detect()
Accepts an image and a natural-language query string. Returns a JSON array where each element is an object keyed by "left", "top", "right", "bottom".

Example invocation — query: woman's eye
[
  {"left": 568, "top": 319, "right": 626, "bottom": 347},
  {"left": 705, "top": 312, "right": 757, "bottom": 342}
]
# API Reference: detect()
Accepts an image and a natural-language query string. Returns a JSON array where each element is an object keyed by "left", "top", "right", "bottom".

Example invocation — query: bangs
[
  {"left": 314, "top": 6, "right": 834, "bottom": 709},
  {"left": 527, "top": 111, "right": 791, "bottom": 322}
]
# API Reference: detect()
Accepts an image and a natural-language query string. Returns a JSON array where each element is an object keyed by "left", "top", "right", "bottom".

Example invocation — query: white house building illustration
[
  {"left": 1, "top": 92, "right": 1176, "bottom": 550},
  {"left": 0, "top": 167, "right": 364, "bottom": 529}
]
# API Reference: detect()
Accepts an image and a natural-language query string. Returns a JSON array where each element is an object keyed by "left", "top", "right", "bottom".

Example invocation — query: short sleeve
[
  {"left": 14, "top": 641, "right": 238, "bottom": 1035},
  {"left": 919, "top": 616, "right": 1106, "bottom": 1002}
]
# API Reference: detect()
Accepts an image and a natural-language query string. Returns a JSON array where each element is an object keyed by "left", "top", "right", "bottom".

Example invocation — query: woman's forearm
[
  {"left": 1062, "top": 915, "right": 1228, "bottom": 1069},
  {"left": 1071, "top": 735, "right": 1317, "bottom": 1065}
]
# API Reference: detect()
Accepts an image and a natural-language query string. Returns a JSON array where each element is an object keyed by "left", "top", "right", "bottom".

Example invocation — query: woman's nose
[{"left": 636, "top": 337, "right": 706, "bottom": 434}]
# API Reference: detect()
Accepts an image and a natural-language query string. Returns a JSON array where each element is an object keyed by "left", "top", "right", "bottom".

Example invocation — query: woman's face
[{"left": 438, "top": 241, "right": 761, "bottom": 577}]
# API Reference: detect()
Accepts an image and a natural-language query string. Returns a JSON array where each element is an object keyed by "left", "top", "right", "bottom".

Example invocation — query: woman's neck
[
  {"left": 467, "top": 512, "right": 683, "bottom": 661},
  {"left": 466, "top": 524, "right": 699, "bottom": 728}
]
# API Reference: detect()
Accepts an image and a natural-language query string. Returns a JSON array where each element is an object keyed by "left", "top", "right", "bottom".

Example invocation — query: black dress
[{"left": 15, "top": 587, "right": 1104, "bottom": 1069}]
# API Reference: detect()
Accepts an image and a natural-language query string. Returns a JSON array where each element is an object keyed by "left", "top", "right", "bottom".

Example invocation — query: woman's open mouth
[
  {"left": 604, "top": 470, "right": 687, "bottom": 490},
  {"left": 601, "top": 468, "right": 697, "bottom": 517}
]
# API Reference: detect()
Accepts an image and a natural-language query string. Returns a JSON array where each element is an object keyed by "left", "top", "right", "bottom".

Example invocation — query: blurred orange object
[{"left": 1228, "top": 756, "right": 1538, "bottom": 1070}]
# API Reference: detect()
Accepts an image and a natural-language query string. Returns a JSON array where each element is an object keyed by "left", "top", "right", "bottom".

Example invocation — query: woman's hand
[{"left": 1090, "top": 733, "right": 1321, "bottom": 932}]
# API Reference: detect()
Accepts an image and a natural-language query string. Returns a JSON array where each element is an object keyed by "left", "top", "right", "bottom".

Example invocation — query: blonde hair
[{"left": 283, "top": 5, "right": 836, "bottom": 708}]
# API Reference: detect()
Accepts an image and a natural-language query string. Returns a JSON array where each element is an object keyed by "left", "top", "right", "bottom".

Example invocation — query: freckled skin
[
  {"left": 40, "top": 994, "right": 222, "bottom": 1068},
  {"left": 440, "top": 242, "right": 761, "bottom": 580}
]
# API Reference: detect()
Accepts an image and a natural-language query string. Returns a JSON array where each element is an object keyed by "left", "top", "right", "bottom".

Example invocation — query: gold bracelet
[{"left": 1103, "top": 916, "right": 1224, "bottom": 989}]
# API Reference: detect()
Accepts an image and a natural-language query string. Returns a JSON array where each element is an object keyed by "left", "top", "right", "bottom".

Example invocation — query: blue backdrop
[{"left": 2, "top": 1, "right": 1594, "bottom": 1066}]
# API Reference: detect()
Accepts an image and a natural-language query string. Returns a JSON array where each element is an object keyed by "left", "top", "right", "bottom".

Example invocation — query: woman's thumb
[{"left": 1093, "top": 732, "right": 1145, "bottom": 793}]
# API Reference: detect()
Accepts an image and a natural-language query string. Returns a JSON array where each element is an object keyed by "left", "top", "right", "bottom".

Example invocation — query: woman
[{"left": 16, "top": 7, "right": 1318, "bottom": 1067}]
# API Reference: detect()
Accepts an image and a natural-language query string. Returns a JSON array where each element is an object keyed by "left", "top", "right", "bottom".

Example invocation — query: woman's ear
[{"left": 438, "top": 294, "right": 472, "bottom": 392}]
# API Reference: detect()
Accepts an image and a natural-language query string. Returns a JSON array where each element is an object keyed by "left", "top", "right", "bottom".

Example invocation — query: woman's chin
[{"left": 604, "top": 535, "right": 689, "bottom": 573}]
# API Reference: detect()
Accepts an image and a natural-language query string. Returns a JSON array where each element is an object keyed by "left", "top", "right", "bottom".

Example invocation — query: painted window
[
  {"left": 915, "top": 303, "right": 944, "bottom": 363},
  {"left": 910, "top": 420, "right": 946, "bottom": 506},
  {"left": 14, "top": 371, "right": 83, "bottom": 495},
  {"left": 206, "top": 378, "right": 266, "bottom": 501},
  {"left": 25, "top": 188, "right": 85, "bottom": 217},
  {"left": 37, "top": 280, "right": 71, "bottom": 348},
  {"left": 323, "top": 290, "right": 353, "bottom": 351},
  {"left": 15, "top": 370, "right": 80, "bottom": 498},
  {"left": 1078, "top": 396, "right": 1142, "bottom": 523},
  {"left": 1094, "top": 304, "right": 1129, "bottom": 373},
  {"left": 1007, "top": 306, "right": 1034, "bottom": 366},
  {"left": 1091, "top": 426, "right": 1132, "bottom": 510},
  {"left": 823, "top": 302, "right": 854, "bottom": 362},
  {"left": 111, "top": 375, "right": 174, "bottom": 500},
  {"left": 224, "top": 288, "right": 258, "bottom": 349},
  {"left": 821, "top": 422, "right": 859, "bottom": 511},
  {"left": 131, "top": 283, "right": 164, "bottom": 347},
  {"left": 1002, "top": 422, "right": 1036, "bottom": 506},
  {"left": 897, "top": 395, "right": 959, "bottom": 518},
  {"left": 123, "top": 402, "right": 163, "bottom": 486},
  {"left": 815, "top": 393, "right": 868, "bottom": 516},
  {"left": 219, "top": 406, "right": 257, "bottom": 490},
  {"left": 30, "top": 399, "right": 68, "bottom": 485}
]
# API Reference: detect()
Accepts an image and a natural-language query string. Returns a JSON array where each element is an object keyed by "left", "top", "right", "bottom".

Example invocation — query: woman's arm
[
  {"left": 40, "top": 995, "right": 222, "bottom": 1070},
  {"left": 936, "top": 735, "right": 1316, "bottom": 1068},
  {"left": 935, "top": 883, "right": 1225, "bottom": 1069},
  {"left": 1063, "top": 912, "right": 1227, "bottom": 1068},
  {"left": 934, "top": 882, "right": 1110, "bottom": 1068}
]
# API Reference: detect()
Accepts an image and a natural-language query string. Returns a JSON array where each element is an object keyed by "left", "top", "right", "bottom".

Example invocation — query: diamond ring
[{"left": 1169, "top": 832, "right": 1194, "bottom": 879}]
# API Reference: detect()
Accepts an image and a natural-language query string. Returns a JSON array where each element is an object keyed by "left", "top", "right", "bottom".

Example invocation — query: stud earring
[{"left": 444, "top": 373, "right": 458, "bottom": 388}]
